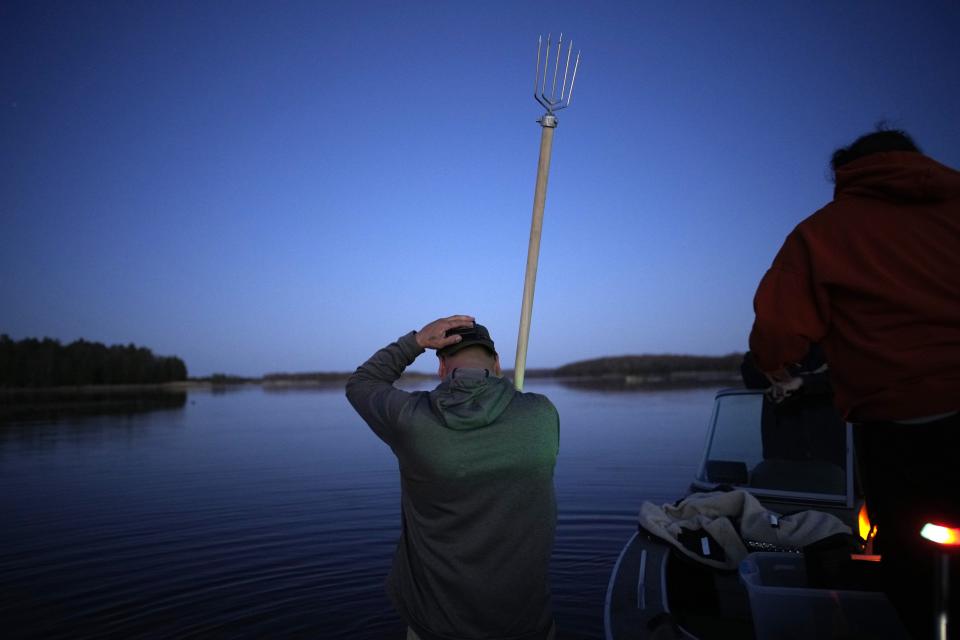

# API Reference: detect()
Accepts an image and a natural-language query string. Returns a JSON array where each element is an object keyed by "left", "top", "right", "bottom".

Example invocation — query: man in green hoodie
[{"left": 346, "top": 315, "right": 559, "bottom": 640}]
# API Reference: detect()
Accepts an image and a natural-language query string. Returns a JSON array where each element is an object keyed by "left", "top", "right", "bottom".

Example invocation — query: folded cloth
[{"left": 638, "top": 489, "right": 851, "bottom": 570}]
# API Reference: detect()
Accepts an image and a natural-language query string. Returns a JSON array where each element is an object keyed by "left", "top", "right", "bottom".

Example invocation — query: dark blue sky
[{"left": 3, "top": 1, "right": 959, "bottom": 376}]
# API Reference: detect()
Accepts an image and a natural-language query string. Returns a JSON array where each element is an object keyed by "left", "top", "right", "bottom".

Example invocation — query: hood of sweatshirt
[
  {"left": 429, "top": 368, "right": 515, "bottom": 431},
  {"left": 834, "top": 151, "right": 960, "bottom": 203}
]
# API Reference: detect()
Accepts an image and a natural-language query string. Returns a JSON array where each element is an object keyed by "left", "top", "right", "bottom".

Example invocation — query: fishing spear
[{"left": 514, "top": 34, "right": 580, "bottom": 391}]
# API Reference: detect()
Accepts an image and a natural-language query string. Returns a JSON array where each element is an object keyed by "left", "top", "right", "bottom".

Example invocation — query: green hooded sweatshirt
[{"left": 346, "top": 331, "right": 559, "bottom": 640}]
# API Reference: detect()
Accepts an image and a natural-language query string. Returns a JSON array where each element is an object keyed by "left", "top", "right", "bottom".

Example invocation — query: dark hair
[{"left": 830, "top": 124, "right": 921, "bottom": 173}]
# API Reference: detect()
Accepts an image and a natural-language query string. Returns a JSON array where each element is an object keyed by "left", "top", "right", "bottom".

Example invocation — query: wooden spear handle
[{"left": 514, "top": 117, "right": 556, "bottom": 390}]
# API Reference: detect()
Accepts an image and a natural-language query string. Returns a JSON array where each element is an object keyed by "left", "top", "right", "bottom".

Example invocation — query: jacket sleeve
[
  {"left": 749, "top": 230, "right": 829, "bottom": 373},
  {"left": 345, "top": 331, "right": 425, "bottom": 445}
]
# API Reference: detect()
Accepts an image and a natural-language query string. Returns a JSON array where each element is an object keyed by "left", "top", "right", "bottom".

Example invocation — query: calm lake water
[{"left": 0, "top": 382, "right": 720, "bottom": 639}]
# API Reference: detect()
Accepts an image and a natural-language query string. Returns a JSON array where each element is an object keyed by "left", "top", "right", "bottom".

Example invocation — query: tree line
[
  {"left": 0, "top": 335, "right": 188, "bottom": 388},
  {"left": 263, "top": 371, "right": 350, "bottom": 383},
  {"left": 554, "top": 353, "right": 743, "bottom": 378}
]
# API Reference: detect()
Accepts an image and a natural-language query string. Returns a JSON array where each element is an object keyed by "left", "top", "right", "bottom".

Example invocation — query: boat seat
[{"left": 704, "top": 459, "right": 749, "bottom": 485}]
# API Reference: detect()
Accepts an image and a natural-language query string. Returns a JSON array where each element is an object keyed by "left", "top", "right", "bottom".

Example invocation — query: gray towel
[{"left": 638, "top": 490, "right": 851, "bottom": 570}]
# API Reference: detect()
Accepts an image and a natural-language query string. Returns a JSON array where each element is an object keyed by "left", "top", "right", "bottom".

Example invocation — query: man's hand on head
[{"left": 416, "top": 315, "right": 475, "bottom": 351}]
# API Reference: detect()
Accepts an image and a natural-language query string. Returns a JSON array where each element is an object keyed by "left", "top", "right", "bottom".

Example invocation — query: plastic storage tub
[{"left": 739, "top": 552, "right": 908, "bottom": 639}]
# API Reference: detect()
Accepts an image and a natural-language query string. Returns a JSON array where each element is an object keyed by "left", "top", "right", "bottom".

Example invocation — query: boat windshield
[{"left": 695, "top": 390, "right": 850, "bottom": 503}]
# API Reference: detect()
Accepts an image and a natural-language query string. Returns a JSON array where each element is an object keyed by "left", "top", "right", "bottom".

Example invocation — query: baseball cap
[{"left": 437, "top": 322, "right": 497, "bottom": 358}]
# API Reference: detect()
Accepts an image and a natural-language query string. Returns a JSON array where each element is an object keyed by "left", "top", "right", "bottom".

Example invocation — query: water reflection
[
  {"left": 0, "top": 384, "right": 720, "bottom": 639},
  {"left": 0, "top": 388, "right": 188, "bottom": 424}
]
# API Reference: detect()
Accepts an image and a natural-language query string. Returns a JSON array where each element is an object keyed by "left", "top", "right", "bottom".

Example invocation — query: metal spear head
[{"left": 534, "top": 33, "right": 580, "bottom": 115}]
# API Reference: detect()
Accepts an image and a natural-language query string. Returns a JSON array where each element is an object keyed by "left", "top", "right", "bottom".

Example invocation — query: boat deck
[{"left": 605, "top": 528, "right": 754, "bottom": 639}]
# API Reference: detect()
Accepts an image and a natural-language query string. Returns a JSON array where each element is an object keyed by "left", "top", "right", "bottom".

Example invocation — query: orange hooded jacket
[{"left": 750, "top": 151, "right": 960, "bottom": 422}]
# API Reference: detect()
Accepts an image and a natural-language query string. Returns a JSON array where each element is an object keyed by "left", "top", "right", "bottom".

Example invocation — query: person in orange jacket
[{"left": 749, "top": 127, "right": 960, "bottom": 639}]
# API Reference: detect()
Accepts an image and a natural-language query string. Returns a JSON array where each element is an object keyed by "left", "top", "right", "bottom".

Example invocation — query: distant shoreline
[
  {"left": 0, "top": 382, "right": 198, "bottom": 395},
  {"left": 0, "top": 371, "right": 742, "bottom": 394},
  {"left": 1, "top": 352, "right": 745, "bottom": 393}
]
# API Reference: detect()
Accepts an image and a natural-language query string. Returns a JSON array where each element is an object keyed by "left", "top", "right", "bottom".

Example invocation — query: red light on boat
[
  {"left": 920, "top": 523, "right": 960, "bottom": 546},
  {"left": 850, "top": 554, "right": 882, "bottom": 562}
]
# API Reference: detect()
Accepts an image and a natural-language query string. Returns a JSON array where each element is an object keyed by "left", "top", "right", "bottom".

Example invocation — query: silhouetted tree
[
  {"left": 0, "top": 336, "right": 188, "bottom": 388},
  {"left": 555, "top": 353, "right": 743, "bottom": 378}
]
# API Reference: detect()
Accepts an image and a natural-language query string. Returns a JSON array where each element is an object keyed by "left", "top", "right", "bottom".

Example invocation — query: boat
[{"left": 604, "top": 388, "right": 910, "bottom": 639}]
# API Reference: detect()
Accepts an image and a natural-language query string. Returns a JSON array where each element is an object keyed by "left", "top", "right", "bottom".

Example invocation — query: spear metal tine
[
  {"left": 566, "top": 50, "right": 580, "bottom": 107},
  {"left": 551, "top": 33, "right": 563, "bottom": 101},
  {"left": 560, "top": 40, "right": 573, "bottom": 101},
  {"left": 535, "top": 35, "right": 542, "bottom": 97},
  {"left": 541, "top": 33, "right": 551, "bottom": 97}
]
